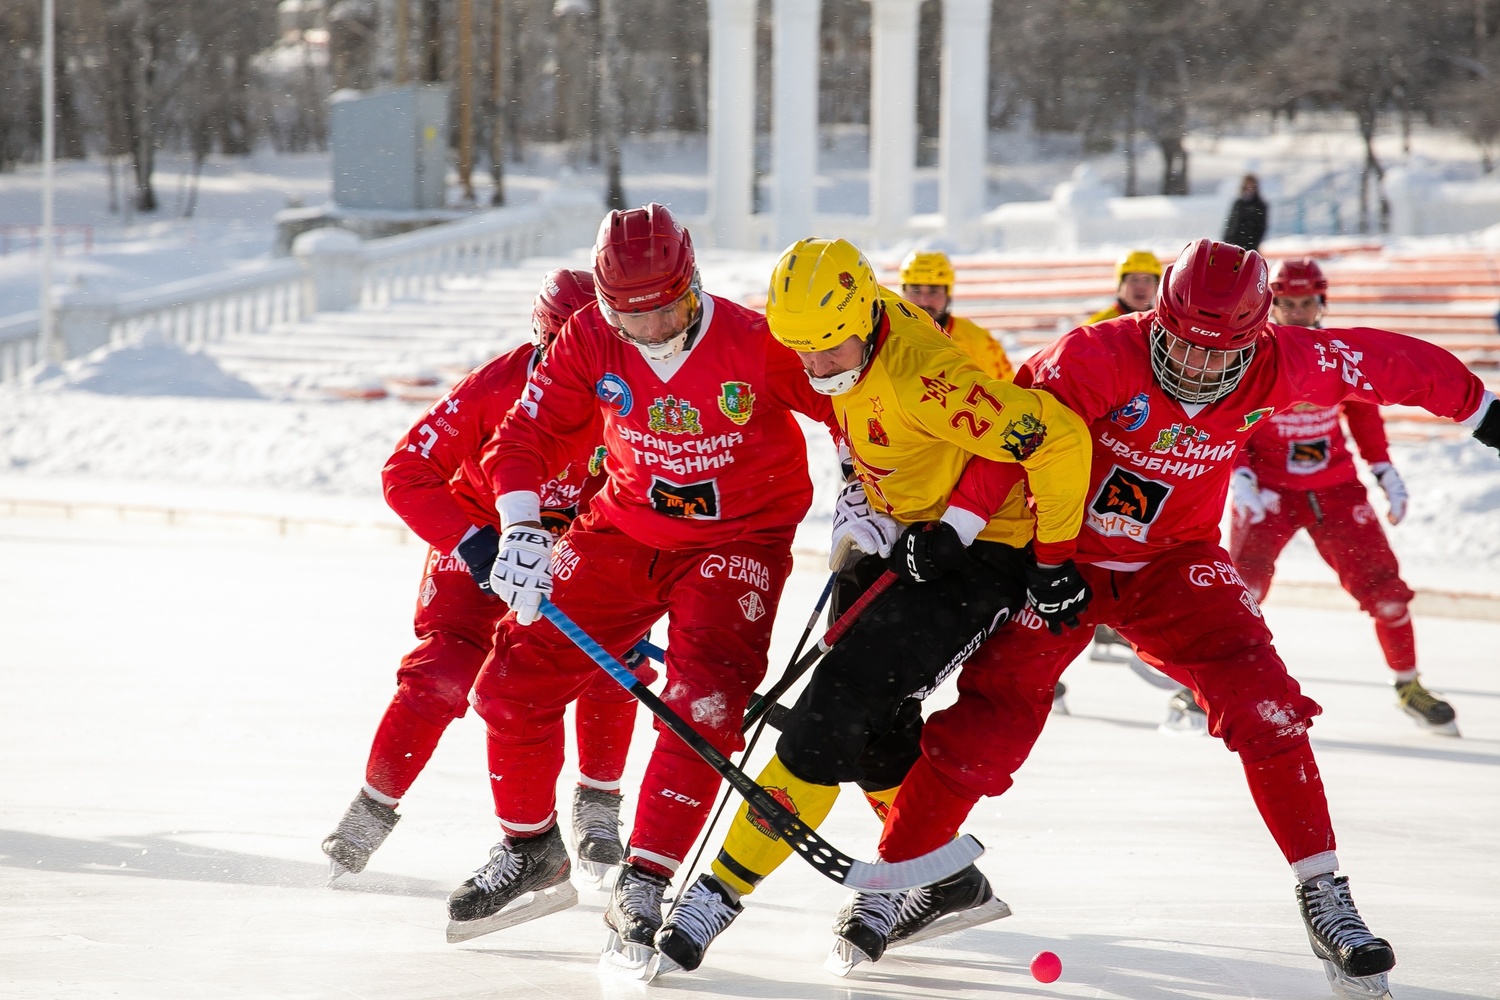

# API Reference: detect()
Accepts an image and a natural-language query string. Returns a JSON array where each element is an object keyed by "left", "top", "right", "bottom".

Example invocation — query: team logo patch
[
  {"left": 738, "top": 591, "right": 766, "bottom": 622},
  {"left": 1240, "top": 406, "right": 1274, "bottom": 431},
  {"left": 1088, "top": 465, "right": 1173, "bottom": 541},
  {"left": 918, "top": 371, "right": 961, "bottom": 407},
  {"left": 1000, "top": 413, "right": 1047, "bottom": 461},
  {"left": 419, "top": 576, "right": 437, "bottom": 607},
  {"left": 1151, "top": 423, "right": 1208, "bottom": 453},
  {"left": 867, "top": 417, "right": 890, "bottom": 447},
  {"left": 648, "top": 395, "right": 702, "bottom": 435},
  {"left": 748, "top": 786, "right": 797, "bottom": 839},
  {"left": 1287, "top": 438, "right": 1331, "bottom": 474},
  {"left": 595, "top": 372, "right": 633, "bottom": 416},
  {"left": 717, "top": 381, "right": 755, "bottom": 425},
  {"left": 588, "top": 445, "right": 608, "bottom": 477},
  {"left": 1109, "top": 392, "right": 1151, "bottom": 432},
  {"left": 649, "top": 477, "right": 720, "bottom": 519},
  {"left": 838, "top": 271, "right": 855, "bottom": 290}
]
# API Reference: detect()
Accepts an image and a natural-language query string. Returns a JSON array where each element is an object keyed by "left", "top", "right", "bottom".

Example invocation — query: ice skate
[
  {"left": 445, "top": 826, "right": 577, "bottom": 943},
  {"left": 887, "top": 864, "right": 1011, "bottom": 949},
  {"left": 1394, "top": 676, "right": 1459, "bottom": 736},
  {"left": 321, "top": 791, "right": 399, "bottom": 882},
  {"left": 650, "top": 873, "right": 743, "bottom": 979},
  {"left": 570, "top": 786, "right": 625, "bottom": 886},
  {"left": 598, "top": 862, "right": 669, "bottom": 978},
  {"left": 1050, "top": 680, "right": 1070, "bottom": 716},
  {"left": 1296, "top": 875, "right": 1395, "bottom": 999},
  {"left": 824, "top": 886, "right": 902, "bottom": 976},
  {"left": 1089, "top": 624, "right": 1132, "bottom": 662},
  {"left": 1159, "top": 687, "right": 1209, "bottom": 735}
]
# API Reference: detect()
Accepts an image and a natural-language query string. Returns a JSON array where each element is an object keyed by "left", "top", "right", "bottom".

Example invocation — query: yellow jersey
[
  {"left": 836, "top": 290, "right": 1090, "bottom": 552},
  {"left": 943, "top": 315, "right": 1015, "bottom": 381}
]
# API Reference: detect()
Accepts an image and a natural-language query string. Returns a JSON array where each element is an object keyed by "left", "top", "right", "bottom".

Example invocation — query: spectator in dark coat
[{"left": 1222, "top": 174, "right": 1268, "bottom": 250}]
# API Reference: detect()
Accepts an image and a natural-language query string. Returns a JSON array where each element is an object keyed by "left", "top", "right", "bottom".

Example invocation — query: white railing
[{"left": 0, "top": 185, "right": 604, "bottom": 383}]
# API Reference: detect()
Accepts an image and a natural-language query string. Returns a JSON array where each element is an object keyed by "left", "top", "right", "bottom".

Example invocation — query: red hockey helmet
[
  {"left": 1150, "top": 239, "right": 1269, "bottom": 403},
  {"left": 592, "top": 203, "right": 703, "bottom": 360},
  {"left": 1268, "top": 257, "right": 1328, "bottom": 299},
  {"left": 531, "top": 267, "right": 596, "bottom": 352}
]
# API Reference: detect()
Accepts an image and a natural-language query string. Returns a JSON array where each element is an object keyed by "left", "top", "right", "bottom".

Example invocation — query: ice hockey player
[
  {"left": 844, "top": 238, "right": 1500, "bottom": 997},
  {"left": 321, "top": 268, "right": 655, "bottom": 882},
  {"left": 1086, "top": 248, "right": 1162, "bottom": 324},
  {"left": 651, "top": 237, "right": 1092, "bottom": 978},
  {"left": 1229, "top": 257, "right": 1457, "bottom": 735},
  {"left": 898, "top": 249, "right": 1015, "bottom": 380},
  {"left": 443, "top": 204, "right": 841, "bottom": 972}
]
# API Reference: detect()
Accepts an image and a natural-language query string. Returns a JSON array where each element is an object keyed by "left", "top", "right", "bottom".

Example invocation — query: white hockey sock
[{"left": 1292, "top": 850, "right": 1339, "bottom": 884}]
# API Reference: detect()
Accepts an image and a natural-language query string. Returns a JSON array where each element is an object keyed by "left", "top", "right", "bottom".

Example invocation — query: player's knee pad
[
  {"left": 394, "top": 677, "right": 469, "bottom": 727},
  {"left": 1372, "top": 600, "right": 1410, "bottom": 626}
]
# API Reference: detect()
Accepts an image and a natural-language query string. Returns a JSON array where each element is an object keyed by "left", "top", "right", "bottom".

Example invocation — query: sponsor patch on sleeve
[{"left": 649, "top": 477, "right": 721, "bottom": 519}]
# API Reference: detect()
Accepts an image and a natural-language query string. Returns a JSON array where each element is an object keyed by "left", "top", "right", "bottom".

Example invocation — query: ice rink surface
[{"left": 2, "top": 515, "right": 1497, "bottom": 1000}]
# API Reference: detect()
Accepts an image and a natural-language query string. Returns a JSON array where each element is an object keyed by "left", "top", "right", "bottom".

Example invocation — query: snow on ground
[{"left": 1, "top": 514, "right": 1497, "bottom": 1000}]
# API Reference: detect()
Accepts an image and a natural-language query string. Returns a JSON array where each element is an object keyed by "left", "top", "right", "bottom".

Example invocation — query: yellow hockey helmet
[
  {"left": 1115, "top": 249, "right": 1163, "bottom": 286},
  {"left": 898, "top": 249, "right": 955, "bottom": 289},
  {"left": 766, "top": 238, "right": 881, "bottom": 352}
]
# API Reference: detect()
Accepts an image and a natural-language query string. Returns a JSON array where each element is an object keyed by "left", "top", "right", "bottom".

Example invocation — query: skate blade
[
  {"left": 1089, "top": 643, "right": 1133, "bottom": 664},
  {"left": 1320, "top": 959, "right": 1394, "bottom": 999},
  {"left": 1158, "top": 710, "right": 1210, "bottom": 736},
  {"left": 598, "top": 931, "right": 657, "bottom": 979},
  {"left": 823, "top": 938, "right": 874, "bottom": 978},
  {"left": 445, "top": 881, "right": 580, "bottom": 943},
  {"left": 1407, "top": 715, "right": 1461, "bottom": 738},
  {"left": 325, "top": 859, "right": 355, "bottom": 886},
  {"left": 889, "top": 896, "right": 1013, "bottom": 950},
  {"left": 644, "top": 950, "right": 683, "bottom": 982},
  {"left": 573, "top": 858, "right": 622, "bottom": 890},
  {"left": 1050, "top": 695, "right": 1070, "bottom": 716}
]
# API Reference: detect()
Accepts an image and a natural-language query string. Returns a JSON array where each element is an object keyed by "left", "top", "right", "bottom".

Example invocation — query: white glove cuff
[
  {"left": 1461, "top": 390, "right": 1498, "bottom": 429},
  {"left": 1232, "top": 466, "right": 1256, "bottom": 484},
  {"left": 497, "top": 490, "right": 542, "bottom": 530},
  {"left": 939, "top": 506, "right": 986, "bottom": 547}
]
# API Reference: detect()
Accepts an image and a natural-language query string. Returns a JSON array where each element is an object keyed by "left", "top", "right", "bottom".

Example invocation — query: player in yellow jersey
[
  {"left": 651, "top": 238, "right": 1093, "bottom": 977},
  {"left": 899, "top": 249, "right": 1015, "bottom": 380},
  {"left": 1086, "top": 248, "right": 1162, "bottom": 324}
]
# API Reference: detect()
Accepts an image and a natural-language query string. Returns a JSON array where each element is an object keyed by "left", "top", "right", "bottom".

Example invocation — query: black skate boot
[
  {"left": 600, "top": 862, "right": 670, "bottom": 976},
  {"left": 445, "top": 826, "right": 577, "bottom": 943},
  {"left": 825, "top": 887, "right": 902, "bottom": 976},
  {"left": 1160, "top": 687, "right": 1209, "bottom": 735},
  {"left": 1395, "top": 676, "right": 1459, "bottom": 736},
  {"left": 888, "top": 864, "right": 1012, "bottom": 949},
  {"left": 570, "top": 786, "right": 625, "bottom": 886},
  {"left": 321, "top": 792, "right": 399, "bottom": 881},
  {"left": 1296, "top": 875, "right": 1396, "bottom": 999},
  {"left": 652, "top": 874, "right": 743, "bottom": 978}
]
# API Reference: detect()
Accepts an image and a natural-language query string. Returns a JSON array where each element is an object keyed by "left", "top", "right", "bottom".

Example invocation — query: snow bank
[{"left": 27, "top": 340, "right": 262, "bottom": 398}]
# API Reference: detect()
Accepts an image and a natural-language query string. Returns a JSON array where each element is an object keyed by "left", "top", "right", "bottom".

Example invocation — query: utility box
[{"left": 329, "top": 84, "right": 449, "bottom": 210}]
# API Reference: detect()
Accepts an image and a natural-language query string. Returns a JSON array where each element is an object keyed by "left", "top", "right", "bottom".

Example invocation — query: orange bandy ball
[{"left": 1030, "top": 950, "right": 1062, "bottom": 983}]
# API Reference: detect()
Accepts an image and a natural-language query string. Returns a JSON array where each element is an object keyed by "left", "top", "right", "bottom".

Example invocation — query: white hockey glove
[
  {"left": 829, "top": 479, "right": 901, "bottom": 571},
  {"left": 1369, "top": 462, "right": 1408, "bottom": 525},
  {"left": 1230, "top": 468, "right": 1279, "bottom": 525},
  {"left": 488, "top": 525, "right": 555, "bottom": 625}
]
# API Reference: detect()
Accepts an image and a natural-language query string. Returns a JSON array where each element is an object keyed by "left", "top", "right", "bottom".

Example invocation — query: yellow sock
[
  {"left": 862, "top": 784, "right": 900, "bottom": 823},
  {"left": 710, "top": 755, "right": 840, "bottom": 897}
]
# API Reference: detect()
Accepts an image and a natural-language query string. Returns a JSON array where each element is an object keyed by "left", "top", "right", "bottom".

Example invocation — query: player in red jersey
[
  {"left": 838, "top": 239, "right": 1500, "bottom": 995},
  {"left": 321, "top": 268, "right": 655, "bottom": 883},
  {"left": 444, "top": 204, "right": 840, "bottom": 970},
  {"left": 1228, "top": 258, "right": 1457, "bottom": 735}
]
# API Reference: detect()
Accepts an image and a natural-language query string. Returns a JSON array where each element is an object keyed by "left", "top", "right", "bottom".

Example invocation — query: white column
[
  {"left": 772, "top": 0, "right": 820, "bottom": 250},
  {"left": 705, "top": 0, "right": 757, "bottom": 249},
  {"left": 940, "top": 0, "right": 991, "bottom": 246},
  {"left": 867, "top": 0, "right": 920, "bottom": 241}
]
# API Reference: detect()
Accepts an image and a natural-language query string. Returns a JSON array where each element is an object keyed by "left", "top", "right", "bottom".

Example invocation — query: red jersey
[
  {"left": 382, "top": 343, "right": 604, "bottom": 554},
  {"left": 485, "top": 294, "right": 839, "bottom": 550},
  {"left": 952, "top": 313, "right": 1485, "bottom": 566},
  {"left": 1236, "top": 400, "right": 1390, "bottom": 491}
]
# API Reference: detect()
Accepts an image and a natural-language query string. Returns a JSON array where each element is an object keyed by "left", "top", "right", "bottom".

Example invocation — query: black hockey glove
[
  {"left": 1025, "top": 559, "right": 1092, "bottom": 635},
  {"left": 890, "top": 520, "right": 967, "bottom": 584},
  {"left": 1473, "top": 399, "right": 1500, "bottom": 453},
  {"left": 455, "top": 524, "right": 501, "bottom": 596}
]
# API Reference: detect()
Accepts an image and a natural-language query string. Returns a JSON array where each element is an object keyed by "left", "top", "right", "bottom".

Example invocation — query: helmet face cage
[
  {"left": 598, "top": 269, "right": 704, "bottom": 362},
  {"left": 1149, "top": 322, "right": 1256, "bottom": 404}
]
